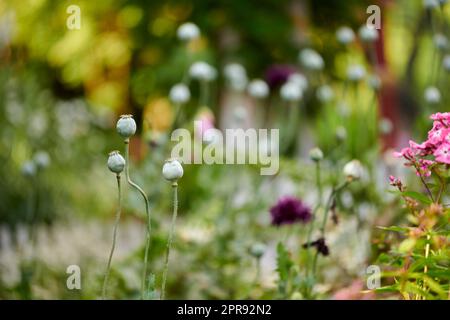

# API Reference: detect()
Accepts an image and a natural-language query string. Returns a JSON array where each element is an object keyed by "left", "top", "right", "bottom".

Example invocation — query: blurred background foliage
[{"left": 0, "top": 0, "right": 449, "bottom": 299}]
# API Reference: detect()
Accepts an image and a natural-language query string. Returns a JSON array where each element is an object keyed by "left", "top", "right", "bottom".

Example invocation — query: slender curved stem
[
  {"left": 124, "top": 140, "right": 152, "bottom": 300},
  {"left": 161, "top": 182, "right": 179, "bottom": 300},
  {"left": 102, "top": 174, "right": 122, "bottom": 300}
]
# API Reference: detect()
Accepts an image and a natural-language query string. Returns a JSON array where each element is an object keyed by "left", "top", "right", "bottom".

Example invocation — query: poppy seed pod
[
  {"left": 247, "top": 79, "right": 269, "bottom": 99},
  {"left": 347, "top": 65, "right": 366, "bottom": 82},
  {"left": 177, "top": 22, "right": 200, "bottom": 42},
  {"left": 343, "top": 160, "right": 364, "bottom": 181},
  {"left": 443, "top": 55, "right": 450, "bottom": 72},
  {"left": 189, "top": 61, "right": 217, "bottom": 82},
  {"left": 358, "top": 25, "right": 378, "bottom": 43},
  {"left": 309, "top": 147, "right": 324, "bottom": 162},
  {"left": 316, "top": 85, "right": 334, "bottom": 103},
  {"left": 162, "top": 159, "right": 184, "bottom": 182},
  {"left": 299, "top": 48, "right": 324, "bottom": 71},
  {"left": 336, "top": 26, "right": 355, "bottom": 45},
  {"left": 424, "top": 86, "right": 441, "bottom": 104},
  {"left": 108, "top": 151, "right": 126, "bottom": 174},
  {"left": 116, "top": 115, "right": 137, "bottom": 139},
  {"left": 250, "top": 243, "right": 266, "bottom": 258},
  {"left": 169, "top": 84, "right": 191, "bottom": 104},
  {"left": 280, "top": 81, "right": 303, "bottom": 102}
]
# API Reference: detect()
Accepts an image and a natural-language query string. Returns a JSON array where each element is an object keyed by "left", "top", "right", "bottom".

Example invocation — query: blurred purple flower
[
  {"left": 270, "top": 196, "right": 312, "bottom": 226},
  {"left": 265, "top": 64, "right": 297, "bottom": 89},
  {"left": 303, "top": 237, "right": 330, "bottom": 256}
]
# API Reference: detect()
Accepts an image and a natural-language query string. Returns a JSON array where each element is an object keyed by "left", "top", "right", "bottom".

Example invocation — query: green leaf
[
  {"left": 377, "top": 225, "right": 409, "bottom": 233},
  {"left": 401, "top": 191, "right": 432, "bottom": 205},
  {"left": 276, "top": 242, "right": 293, "bottom": 282}
]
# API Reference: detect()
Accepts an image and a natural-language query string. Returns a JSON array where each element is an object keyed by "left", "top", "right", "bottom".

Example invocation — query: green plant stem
[
  {"left": 414, "top": 164, "right": 435, "bottom": 203},
  {"left": 124, "top": 140, "right": 152, "bottom": 300},
  {"left": 102, "top": 174, "right": 122, "bottom": 300},
  {"left": 161, "top": 182, "right": 179, "bottom": 300}
]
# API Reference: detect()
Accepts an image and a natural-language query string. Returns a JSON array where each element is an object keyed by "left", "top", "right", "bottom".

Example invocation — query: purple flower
[
  {"left": 270, "top": 196, "right": 312, "bottom": 226},
  {"left": 265, "top": 64, "right": 297, "bottom": 89}
]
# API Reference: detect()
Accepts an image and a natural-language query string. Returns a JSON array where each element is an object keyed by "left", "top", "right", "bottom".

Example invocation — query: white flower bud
[
  {"left": 288, "top": 73, "right": 308, "bottom": 92},
  {"left": 358, "top": 25, "right": 378, "bottom": 43},
  {"left": 343, "top": 159, "right": 364, "bottom": 181},
  {"left": 336, "top": 26, "right": 355, "bottom": 45},
  {"left": 316, "top": 85, "right": 334, "bottom": 103},
  {"left": 116, "top": 115, "right": 137, "bottom": 139},
  {"left": 309, "top": 147, "right": 324, "bottom": 162},
  {"left": 177, "top": 22, "right": 200, "bottom": 42},
  {"left": 444, "top": 55, "right": 450, "bottom": 72},
  {"left": 247, "top": 79, "right": 269, "bottom": 99},
  {"left": 189, "top": 61, "right": 217, "bottom": 82},
  {"left": 299, "top": 48, "right": 324, "bottom": 71},
  {"left": 424, "top": 86, "right": 441, "bottom": 104},
  {"left": 34, "top": 151, "right": 50, "bottom": 169},
  {"left": 162, "top": 159, "right": 184, "bottom": 182},
  {"left": 224, "top": 63, "right": 248, "bottom": 92},
  {"left": 280, "top": 81, "right": 303, "bottom": 102},
  {"left": 169, "top": 83, "right": 190, "bottom": 104},
  {"left": 347, "top": 64, "right": 366, "bottom": 82},
  {"left": 108, "top": 151, "right": 126, "bottom": 174}
]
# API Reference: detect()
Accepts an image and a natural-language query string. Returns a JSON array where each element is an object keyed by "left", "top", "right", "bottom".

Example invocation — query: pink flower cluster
[{"left": 394, "top": 112, "right": 450, "bottom": 177}]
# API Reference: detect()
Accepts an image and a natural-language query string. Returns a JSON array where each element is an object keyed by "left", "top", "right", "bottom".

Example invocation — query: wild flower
[
  {"left": 269, "top": 196, "right": 312, "bottom": 226},
  {"left": 247, "top": 79, "right": 269, "bottom": 99},
  {"left": 265, "top": 64, "right": 296, "bottom": 88}
]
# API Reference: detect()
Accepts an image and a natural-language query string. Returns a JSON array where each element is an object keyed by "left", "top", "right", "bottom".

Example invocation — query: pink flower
[
  {"left": 417, "top": 159, "right": 434, "bottom": 177},
  {"left": 434, "top": 143, "right": 450, "bottom": 164}
]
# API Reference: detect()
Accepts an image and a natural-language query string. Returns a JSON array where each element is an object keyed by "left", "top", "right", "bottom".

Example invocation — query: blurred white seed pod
[
  {"left": 116, "top": 115, "right": 137, "bottom": 139},
  {"left": 34, "top": 151, "right": 51, "bottom": 169},
  {"left": 347, "top": 64, "right": 366, "bottom": 82},
  {"left": 169, "top": 83, "right": 191, "bottom": 104},
  {"left": 367, "top": 74, "right": 382, "bottom": 91},
  {"left": 379, "top": 118, "right": 393, "bottom": 135},
  {"left": 343, "top": 159, "right": 364, "bottom": 181},
  {"left": 177, "top": 22, "right": 200, "bottom": 42},
  {"left": 309, "top": 147, "right": 324, "bottom": 162},
  {"left": 189, "top": 61, "right": 217, "bottom": 81},
  {"left": 288, "top": 73, "right": 308, "bottom": 91},
  {"left": 424, "top": 86, "right": 441, "bottom": 104},
  {"left": 299, "top": 48, "right": 324, "bottom": 71},
  {"left": 162, "top": 159, "right": 184, "bottom": 182},
  {"left": 444, "top": 55, "right": 450, "bottom": 72},
  {"left": 433, "top": 33, "right": 448, "bottom": 51},
  {"left": 423, "top": 0, "right": 439, "bottom": 8},
  {"left": 316, "top": 85, "right": 334, "bottom": 103},
  {"left": 280, "top": 81, "right": 303, "bottom": 102},
  {"left": 224, "top": 63, "right": 248, "bottom": 92},
  {"left": 21, "top": 160, "right": 36, "bottom": 177},
  {"left": 358, "top": 25, "right": 379, "bottom": 43},
  {"left": 336, "top": 126, "right": 347, "bottom": 142},
  {"left": 250, "top": 243, "right": 266, "bottom": 258},
  {"left": 107, "top": 151, "right": 126, "bottom": 174},
  {"left": 247, "top": 79, "right": 269, "bottom": 99},
  {"left": 233, "top": 106, "right": 248, "bottom": 124},
  {"left": 336, "top": 26, "right": 355, "bottom": 45}
]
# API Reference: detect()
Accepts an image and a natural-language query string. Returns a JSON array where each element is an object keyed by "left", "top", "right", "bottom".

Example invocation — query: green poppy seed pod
[
  {"left": 108, "top": 151, "right": 125, "bottom": 174},
  {"left": 343, "top": 159, "right": 364, "bottom": 181},
  {"left": 162, "top": 159, "right": 184, "bottom": 182},
  {"left": 116, "top": 115, "right": 136, "bottom": 139},
  {"left": 250, "top": 243, "right": 266, "bottom": 259},
  {"left": 309, "top": 147, "right": 324, "bottom": 162}
]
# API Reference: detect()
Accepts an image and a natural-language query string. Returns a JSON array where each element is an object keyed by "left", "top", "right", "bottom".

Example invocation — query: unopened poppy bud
[
  {"left": 162, "top": 159, "right": 184, "bottom": 182},
  {"left": 250, "top": 243, "right": 266, "bottom": 258},
  {"left": 177, "top": 22, "right": 200, "bottom": 42},
  {"left": 108, "top": 151, "right": 126, "bottom": 174},
  {"left": 116, "top": 115, "right": 137, "bottom": 139}
]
